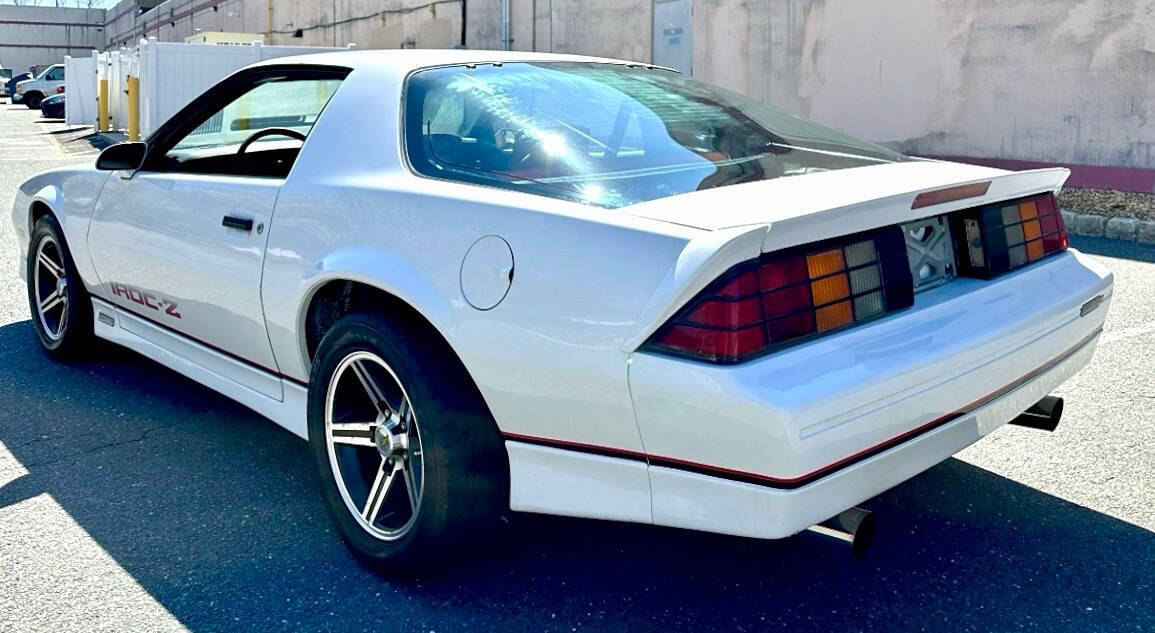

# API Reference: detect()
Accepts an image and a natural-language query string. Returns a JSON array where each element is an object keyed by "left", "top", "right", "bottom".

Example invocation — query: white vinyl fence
[
  {"left": 64, "top": 54, "right": 97, "bottom": 127},
  {"left": 66, "top": 38, "right": 351, "bottom": 137}
]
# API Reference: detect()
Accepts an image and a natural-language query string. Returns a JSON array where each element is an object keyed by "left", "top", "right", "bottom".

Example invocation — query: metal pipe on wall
[
  {"left": 501, "top": 0, "right": 510, "bottom": 50},
  {"left": 460, "top": 0, "right": 467, "bottom": 47}
]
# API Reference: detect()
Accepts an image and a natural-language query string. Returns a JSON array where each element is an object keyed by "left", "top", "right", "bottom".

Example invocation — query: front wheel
[
  {"left": 24, "top": 92, "right": 42, "bottom": 109},
  {"left": 308, "top": 312, "right": 507, "bottom": 574},
  {"left": 27, "top": 215, "right": 93, "bottom": 356}
]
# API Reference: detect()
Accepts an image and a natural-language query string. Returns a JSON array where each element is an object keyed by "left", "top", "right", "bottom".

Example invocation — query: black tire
[
  {"left": 307, "top": 311, "right": 507, "bottom": 574},
  {"left": 27, "top": 215, "right": 94, "bottom": 357},
  {"left": 24, "top": 92, "right": 43, "bottom": 109}
]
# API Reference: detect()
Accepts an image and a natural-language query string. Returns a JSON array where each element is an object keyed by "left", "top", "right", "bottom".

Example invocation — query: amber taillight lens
[
  {"left": 954, "top": 192, "right": 1068, "bottom": 278},
  {"left": 644, "top": 226, "right": 914, "bottom": 364}
]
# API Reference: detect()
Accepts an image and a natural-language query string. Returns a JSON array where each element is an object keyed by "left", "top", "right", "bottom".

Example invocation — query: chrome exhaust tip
[
  {"left": 807, "top": 506, "right": 876, "bottom": 555},
  {"left": 1008, "top": 395, "right": 1064, "bottom": 432}
]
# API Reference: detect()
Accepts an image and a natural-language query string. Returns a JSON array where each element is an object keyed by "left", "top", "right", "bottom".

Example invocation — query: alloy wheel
[
  {"left": 324, "top": 351, "right": 424, "bottom": 541},
  {"left": 33, "top": 236, "right": 69, "bottom": 341}
]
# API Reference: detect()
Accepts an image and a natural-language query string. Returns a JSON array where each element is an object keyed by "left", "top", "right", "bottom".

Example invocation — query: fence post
[
  {"left": 126, "top": 76, "right": 140, "bottom": 141},
  {"left": 98, "top": 78, "right": 109, "bottom": 133}
]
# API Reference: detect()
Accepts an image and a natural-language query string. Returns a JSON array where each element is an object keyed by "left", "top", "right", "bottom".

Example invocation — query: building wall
[
  {"left": 692, "top": 0, "right": 1155, "bottom": 174},
  {"left": 13, "top": 0, "right": 1152, "bottom": 179},
  {"left": 0, "top": 5, "right": 105, "bottom": 75},
  {"left": 469, "top": 0, "right": 1155, "bottom": 176},
  {"left": 103, "top": 0, "right": 463, "bottom": 50}
]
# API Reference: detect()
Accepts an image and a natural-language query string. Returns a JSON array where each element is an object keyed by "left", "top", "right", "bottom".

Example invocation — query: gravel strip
[{"left": 1058, "top": 188, "right": 1155, "bottom": 221}]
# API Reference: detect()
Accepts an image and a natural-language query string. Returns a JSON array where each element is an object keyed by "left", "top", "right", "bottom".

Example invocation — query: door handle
[{"left": 222, "top": 215, "right": 254, "bottom": 231}]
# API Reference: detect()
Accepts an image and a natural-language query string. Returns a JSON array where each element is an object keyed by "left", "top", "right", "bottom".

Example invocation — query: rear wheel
[
  {"left": 27, "top": 215, "right": 93, "bottom": 356},
  {"left": 308, "top": 312, "right": 507, "bottom": 574},
  {"left": 24, "top": 92, "right": 42, "bottom": 109}
]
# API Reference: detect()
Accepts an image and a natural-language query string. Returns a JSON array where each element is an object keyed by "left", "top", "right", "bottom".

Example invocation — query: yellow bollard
[
  {"left": 126, "top": 76, "right": 140, "bottom": 141},
  {"left": 98, "top": 78, "right": 109, "bottom": 133}
]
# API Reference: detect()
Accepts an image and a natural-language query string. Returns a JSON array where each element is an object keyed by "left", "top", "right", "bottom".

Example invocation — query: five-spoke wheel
[
  {"left": 325, "top": 351, "right": 424, "bottom": 540},
  {"left": 27, "top": 216, "right": 91, "bottom": 355},
  {"left": 308, "top": 311, "right": 507, "bottom": 573},
  {"left": 33, "top": 235, "right": 69, "bottom": 341}
]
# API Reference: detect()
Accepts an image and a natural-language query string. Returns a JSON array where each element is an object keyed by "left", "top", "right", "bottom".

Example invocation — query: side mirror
[{"left": 96, "top": 142, "right": 147, "bottom": 171}]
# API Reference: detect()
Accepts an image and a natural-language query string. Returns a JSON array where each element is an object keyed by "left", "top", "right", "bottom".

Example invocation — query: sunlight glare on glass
[
  {"left": 580, "top": 184, "right": 605, "bottom": 203},
  {"left": 540, "top": 133, "right": 569, "bottom": 157},
  {"left": 447, "top": 74, "right": 494, "bottom": 94}
]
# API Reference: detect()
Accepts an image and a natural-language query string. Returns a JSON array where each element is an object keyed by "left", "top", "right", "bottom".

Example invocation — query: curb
[{"left": 1061, "top": 209, "right": 1155, "bottom": 245}]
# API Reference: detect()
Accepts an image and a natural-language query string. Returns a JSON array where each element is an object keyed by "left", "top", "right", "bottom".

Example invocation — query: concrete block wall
[{"left": 0, "top": 6, "right": 105, "bottom": 75}]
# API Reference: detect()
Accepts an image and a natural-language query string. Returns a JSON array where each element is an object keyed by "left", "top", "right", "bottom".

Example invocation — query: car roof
[{"left": 249, "top": 48, "right": 665, "bottom": 72}]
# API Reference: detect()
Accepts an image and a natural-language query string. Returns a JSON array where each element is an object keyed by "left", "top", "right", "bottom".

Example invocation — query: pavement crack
[
  {"left": 18, "top": 409, "right": 206, "bottom": 469},
  {"left": 7, "top": 430, "right": 74, "bottom": 451}
]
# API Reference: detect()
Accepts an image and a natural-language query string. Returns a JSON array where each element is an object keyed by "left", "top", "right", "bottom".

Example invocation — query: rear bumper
[
  {"left": 628, "top": 248, "right": 1111, "bottom": 537},
  {"left": 647, "top": 325, "right": 1100, "bottom": 538}
]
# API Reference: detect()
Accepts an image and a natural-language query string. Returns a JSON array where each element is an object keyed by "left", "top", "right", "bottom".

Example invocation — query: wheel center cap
[
  {"left": 56, "top": 277, "right": 67, "bottom": 295},
  {"left": 374, "top": 426, "right": 397, "bottom": 459}
]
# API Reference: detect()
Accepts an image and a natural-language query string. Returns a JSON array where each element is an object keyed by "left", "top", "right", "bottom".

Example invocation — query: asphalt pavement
[{"left": 0, "top": 105, "right": 1152, "bottom": 632}]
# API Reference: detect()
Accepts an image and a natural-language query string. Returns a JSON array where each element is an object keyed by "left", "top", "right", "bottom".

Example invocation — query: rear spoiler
[
  {"left": 622, "top": 167, "right": 1070, "bottom": 351},
  {"left": 761, "top": 167, "right": 1070, "bottom": 252}
]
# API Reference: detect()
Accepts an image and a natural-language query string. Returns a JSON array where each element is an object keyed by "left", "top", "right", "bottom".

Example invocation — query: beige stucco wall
[
  {"left": 693, "top": 0, "right": 1155, "bottom": 169},
  {"left": 87, "top": 0, "right": 1155, "bottom": 170}
]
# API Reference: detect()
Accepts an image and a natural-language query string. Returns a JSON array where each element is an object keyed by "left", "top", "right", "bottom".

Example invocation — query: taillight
[
  {"left": 644, "top": 227, "right": 914, "bottom": 364},
  {"left": 954, "top": 192, "right": 1068, "bottom": 278}
]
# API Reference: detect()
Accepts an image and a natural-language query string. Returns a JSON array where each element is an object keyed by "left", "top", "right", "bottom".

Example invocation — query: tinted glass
[{"left": 405, "top": 62, "right": 907, "bottom": 208}]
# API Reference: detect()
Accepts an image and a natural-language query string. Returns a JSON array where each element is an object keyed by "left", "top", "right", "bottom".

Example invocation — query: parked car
[
  {"left": 0, "top": 68, "right": 12, "bottom": 98},
  {"left": 15, "top": 64, "right": 65, "bottom": 109},
  {"left": 7, "top": 72, "right": 31, "bottom": 104},
  {"left": 39, "top": 92, "right": 65, "bottom": 119},
  {"left": 11, "top": 50, "right": 1112, "bottom": 573}
]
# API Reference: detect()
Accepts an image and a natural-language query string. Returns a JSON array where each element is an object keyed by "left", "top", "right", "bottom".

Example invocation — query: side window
[
  {"left": 47, "top": 67, "right": 64, "bottom": 81},
  {"left": 155, "top": 73, "right": 344, "bottom": 179}
]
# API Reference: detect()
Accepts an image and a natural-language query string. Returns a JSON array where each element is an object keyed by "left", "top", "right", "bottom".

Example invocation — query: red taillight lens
[
  {"left": 56, "top": 86, "right": 65, "bottom": 94},
  {"left": 645, "top": 227, "right": 914, "bottom": 364},
  {"left": 955, "top": 192, "right": 1067, "bottom": 277}
]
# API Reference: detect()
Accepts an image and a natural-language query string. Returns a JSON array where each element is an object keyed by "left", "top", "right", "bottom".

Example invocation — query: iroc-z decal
[{"left": 110, "top": 282, "right": 182, "bottom": 319}]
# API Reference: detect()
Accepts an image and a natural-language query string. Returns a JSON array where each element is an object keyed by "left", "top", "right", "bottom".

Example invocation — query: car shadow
[
  {"left": 0, "top": 320, "right": 1150, "bottom": 631},
  {"left": 1071, "top": 234, "right": 1155, "bottom": 264}
]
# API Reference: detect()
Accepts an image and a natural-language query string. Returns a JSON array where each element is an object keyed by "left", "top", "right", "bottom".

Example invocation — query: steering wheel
[{"left": 237, "top": 127, "right": 307, "bottom": 154}]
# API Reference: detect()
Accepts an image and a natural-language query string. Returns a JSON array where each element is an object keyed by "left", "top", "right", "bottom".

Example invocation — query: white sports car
[{"left": 13, "top": 50, "right": 1112, "bottom": 570}]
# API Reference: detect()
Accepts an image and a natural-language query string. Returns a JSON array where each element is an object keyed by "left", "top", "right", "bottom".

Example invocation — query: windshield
[{"left": 404, "top": 62, "right": 907, "bottom": 208}]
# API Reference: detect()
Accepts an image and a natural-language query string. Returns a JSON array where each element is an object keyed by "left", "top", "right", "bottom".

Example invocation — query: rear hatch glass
[{"left": 404, "top": 62, "right": 908, "bottom": 208}]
